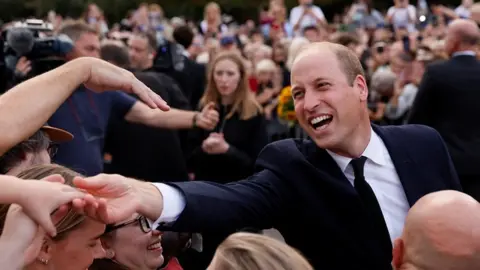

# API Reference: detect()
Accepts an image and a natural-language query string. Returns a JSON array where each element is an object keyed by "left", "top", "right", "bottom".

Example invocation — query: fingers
[
  {"left": 42, "top": 174, "right": 65, "bottom": 184},
  {"left": 132, "top": 79, "right": 170, "bottom": 111},
  {"left": 204, "top": 102, "right": 216, "bottom": 111},
  {"left": 72, "top": 176, "right": 103, "bottom": 190}
]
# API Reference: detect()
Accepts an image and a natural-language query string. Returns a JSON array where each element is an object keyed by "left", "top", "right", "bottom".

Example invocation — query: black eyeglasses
[{"left": 104, "top": 215, "right": 151, "bottom": 235}]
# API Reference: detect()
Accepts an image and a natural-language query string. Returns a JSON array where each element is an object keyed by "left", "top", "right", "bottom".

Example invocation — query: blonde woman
[
  {"left": 0, "top": 164, "right": 106, "bottom": 270},
  {"left": 199, "top": 2, "right": 228, "bottom": 38},
  {"left": 208, "top": 232, "right": 313, "bottom": 270},
  {"left": 187, "top": 51, "right": 268, "bottom": 269}
]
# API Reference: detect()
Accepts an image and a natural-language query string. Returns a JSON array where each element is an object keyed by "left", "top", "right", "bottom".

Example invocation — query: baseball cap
[{"left": 40, "top": 126, "right": 73, "bottom": 143}]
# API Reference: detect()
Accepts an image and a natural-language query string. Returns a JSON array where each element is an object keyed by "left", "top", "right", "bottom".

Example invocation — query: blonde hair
[
  {"left": 255, "top": 59, "right": 277, "bottom": 75},
  {"left": 212, "top": 232, "right": 313, "bottom": 270},
  {"left": 200, "top": 51, "right": 262, "bottom": 120},
  {"left": 0, "top": 164, "right": 85, "bottom": 240},
  {"left": 204, "top": 2, "right": 221, "bottom": 23}
]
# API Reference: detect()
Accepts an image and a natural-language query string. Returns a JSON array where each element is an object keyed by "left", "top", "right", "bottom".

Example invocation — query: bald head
[
  {"left": 394, "top": 191, "right": 480, "bottom": 270},
  {"left": 293, "top": 42, "right": 365, "bottom": 86},
  {"left": 445, "top": 19, "right": 479, "bottom": 56}
]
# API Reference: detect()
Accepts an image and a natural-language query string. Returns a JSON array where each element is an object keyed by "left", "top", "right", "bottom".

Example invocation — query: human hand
[
  {"left": 0, "top": 204, "right": 69, "bottom": 267},
  {"left": 73, "top": 57, "right": 170, "bottom": 110},
  {"left": 196, "top": 102, "right": 219, "bottom": 130},
  {"left": 202, "top": 133, "right": 229, "bottom": 154},
  {"left": 72, "top": 174, "right": 144, "bottom": 224},
  {"left": 15, "top": 57, "right": 32, "bottom": 77},
  {"left": 16, "top": 175, "right": 86, "bottom": 237}
]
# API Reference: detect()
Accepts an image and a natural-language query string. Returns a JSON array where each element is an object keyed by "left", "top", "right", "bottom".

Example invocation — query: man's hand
[
  {"left": 196, "top": 102, "right": 219, "bottom": 130},
  {"left": 15, "top": 57, "right": 32, "bottom": 78},
  {"left": 16, "top": 175, "right": 86, "bottom": 237},
  {"left": 73, "top": 57, "right": 170, "bottom": 111},
  {"left": 72, "top": 174, "right": 162, "bottom": 224}
]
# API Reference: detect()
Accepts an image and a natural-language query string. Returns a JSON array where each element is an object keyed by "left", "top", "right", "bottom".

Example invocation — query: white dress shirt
[
  {"left": 152, "top": 129, "right": 410, "bottom": 242},
  {"left": 326, "top": 129, "right": 410, "bottom": 242}
]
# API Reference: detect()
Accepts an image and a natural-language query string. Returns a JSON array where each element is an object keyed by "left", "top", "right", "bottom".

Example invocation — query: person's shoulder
[
  {"left": 256, "top": 139, "right": 314, "bottom": 166},
  {"left": 377, "top": 124, "right": 443, "bottom": 149}
]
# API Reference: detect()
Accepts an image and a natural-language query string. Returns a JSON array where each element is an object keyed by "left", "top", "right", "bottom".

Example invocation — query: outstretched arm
[{"left": 0, "top": 57, "right": 168, "bottom": 156}]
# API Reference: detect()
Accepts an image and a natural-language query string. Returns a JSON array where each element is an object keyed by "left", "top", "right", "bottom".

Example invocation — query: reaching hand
[
  {"left": 72, "top": 174, "right": 143, "bottom": 224},
  {"left": 196, "top": 102, "right": 219, "bottom": 130},
  {"left": 74, "top": 57, "right": 170, "bottom": 111},
  {"left": 0, "top": 204, "right": 69, "bottom": 266},
  {"left": 17, "top": 175, "right": 86, "bottom": 237}
]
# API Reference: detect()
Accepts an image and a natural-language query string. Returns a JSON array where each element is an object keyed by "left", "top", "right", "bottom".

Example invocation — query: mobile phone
[{"left": 376, "top": 46, "right": 385, "bottom": 54}]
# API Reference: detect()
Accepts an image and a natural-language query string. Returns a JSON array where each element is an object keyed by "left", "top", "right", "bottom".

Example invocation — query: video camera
[{"left": 1, "top": 19, "right": 74, "bottom": 75}]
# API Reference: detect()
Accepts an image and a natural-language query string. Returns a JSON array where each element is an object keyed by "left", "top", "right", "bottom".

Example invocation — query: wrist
[
  {"left": 192, "top": 112, "right": 198, "bottom": 128},
  {"left": 65, "top": 57, "right": 92, "bottom": 87},
  {"left": 135, "top": 181, "right": 163, "bottom": 221}
]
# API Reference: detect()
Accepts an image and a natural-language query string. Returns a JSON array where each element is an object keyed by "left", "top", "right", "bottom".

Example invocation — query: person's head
[
  {"left": 463, "top": 0, "right": 474, "bottom": 8},
  {"left": 128, "top": 32, "right": 157, "bottom": 70},
  {"left": 286, "top": 37, "right": 310, "bottom": 71},
  {"left": 392, "top": 190, "right": 480, "bottom": 270},
  {"left": 370, "top": 69, "right": 396, "bottom": 98},
  {"left": 0, "top": 126, "right": 72, "bottom": 175},
  {"left": 272, "top": 43, "right": 287, "bottom": 65},
  {"left": 173, "top": 25, "right": 194, "bottom": 50},
  {"left": 255, "top": 59, "right": 277, "bottom": 84},
  {"left": 291, "top": 42, "right": 369, "bottom": 157},
  {"left": 208, "top": 232, "right": 313, "bottom": 270},
  {"left": 0, "top": 164, "right": 106, "bottom": 269},
  {"left": 58, "top": 21, "right": 100, "bottom": 60},
  {"left": 298, "top": 0, "right": 313, "bottom": 6},
  {"left": 99, "top": 213, "right": 163, "bottom": 270},
  {"left": 201, "top": 51, "right": 261, "bottom": 119},
  {"left": 445, "top": 19, "right": 479, "bottom": 57},
  {"left": 395, "top": 0, "right": 409, "bottom": 8},
  {"left": 204, "top": 2, "right": 221, "bottom": 23},
  {"left": 303, "top": 26, "right": 321, "bottom": 42},
  {"left": 100, "top": 43, "right": 130, "bottom": 68}
]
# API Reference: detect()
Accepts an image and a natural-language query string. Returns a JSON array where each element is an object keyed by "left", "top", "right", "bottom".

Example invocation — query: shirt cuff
[{"left": 149, "top": 183, "right": 186, "bottom": 228}]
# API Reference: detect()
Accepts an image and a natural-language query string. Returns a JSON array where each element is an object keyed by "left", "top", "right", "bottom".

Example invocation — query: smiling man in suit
[{"left": 74, "top": 42, "right": 462, "bottom": 270}]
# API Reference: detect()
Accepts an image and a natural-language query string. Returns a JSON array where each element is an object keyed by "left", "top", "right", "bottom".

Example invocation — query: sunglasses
[{"left": 104, "top": 215, "right": 151, "bottom": 234}]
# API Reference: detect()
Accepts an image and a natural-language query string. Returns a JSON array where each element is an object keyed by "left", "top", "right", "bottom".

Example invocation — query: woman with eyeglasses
[{"left": 89, "top": 214, "right": 168, "bottom": 270}]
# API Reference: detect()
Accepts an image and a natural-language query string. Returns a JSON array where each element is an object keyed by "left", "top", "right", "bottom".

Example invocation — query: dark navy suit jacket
[{"left": 161, "top": 125, "right": 462, "bottom": 270}]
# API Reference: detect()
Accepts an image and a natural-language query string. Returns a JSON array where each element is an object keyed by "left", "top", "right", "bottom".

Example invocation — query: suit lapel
[
  {"left": 372, "top": 125, "right": 419, "bottom": 206},
  {"left": 304, "top": 140, "right": 358, "bottom": 197}
]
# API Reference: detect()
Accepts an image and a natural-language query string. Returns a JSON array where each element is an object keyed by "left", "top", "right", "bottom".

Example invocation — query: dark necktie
[{"left": 350, "top": 156, "right": 393, "bottom": 254}]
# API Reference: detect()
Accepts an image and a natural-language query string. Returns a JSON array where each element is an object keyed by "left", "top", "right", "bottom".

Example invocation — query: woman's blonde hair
[
  {"left": 212, "top": 232, "right": 313, "bottom": 270},
  {"left": 0, "top": 164, "right": 85, "bottom": 240},
  {"left": 200, "top": 51, "right": 262, "bottom": 120},
  {"left": 204, "top": 2, "right": 221, "bottom": 22},
  {"left": 255, "top": 59, "right": 277, "bottom": 75}
]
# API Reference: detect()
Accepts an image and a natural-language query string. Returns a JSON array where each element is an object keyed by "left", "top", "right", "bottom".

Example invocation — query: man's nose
[{"left": 303, "top": 90, "right": 319, "bottom": 111}]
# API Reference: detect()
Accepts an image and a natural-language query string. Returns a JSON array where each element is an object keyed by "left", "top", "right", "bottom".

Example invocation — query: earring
[
  {"left": 39, "top": 258, "right": 49, "bottom": 265},
  {"left": 106, "top": 250, "right": 115, "bottom": 258}
]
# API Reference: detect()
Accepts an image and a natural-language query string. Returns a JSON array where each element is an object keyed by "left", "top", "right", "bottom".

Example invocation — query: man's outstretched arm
[{"left": 0, "top": 57, "right": 168, "bottom": 155}]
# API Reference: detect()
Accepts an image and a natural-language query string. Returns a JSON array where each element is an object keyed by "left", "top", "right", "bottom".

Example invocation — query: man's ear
[
  {"left": 354, "top": 75, "right": 369, "bottom": 102},
  {"left": 392, "top": 238, "right": 405, "bottom": 270}
]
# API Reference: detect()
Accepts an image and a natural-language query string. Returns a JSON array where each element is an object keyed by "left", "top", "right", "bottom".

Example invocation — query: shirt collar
[
  {"left": 452, "top": 51, "right": 476, "bottom": 57},
  {"left": 326, "top": 128, "right": 387, "bottom": 172}
]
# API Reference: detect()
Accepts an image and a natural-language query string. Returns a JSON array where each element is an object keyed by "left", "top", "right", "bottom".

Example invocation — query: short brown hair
[
  {"left": 331, "top": 43, "right": 365, "bottom": 86},
  {"left": 132, "top": 32, "right": 158, "bottom": 52},
  {"left": 212, "top": 232, "right": 313, "bottom": 270},
  {"left": 58, "top": 20, "right": 98, "bottom": 42},
  {"left": 0, "top": 164, "right": 85, "bottom": 240}
]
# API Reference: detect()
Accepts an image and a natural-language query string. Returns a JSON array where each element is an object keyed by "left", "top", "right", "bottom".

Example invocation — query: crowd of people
[{"left": 1, "top": 0, "right": 480, "bottom": 269}]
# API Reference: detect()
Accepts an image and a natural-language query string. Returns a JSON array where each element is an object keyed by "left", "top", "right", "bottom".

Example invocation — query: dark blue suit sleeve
[{"left": 162, "top": 169, "right": 293, "bottom": 233}]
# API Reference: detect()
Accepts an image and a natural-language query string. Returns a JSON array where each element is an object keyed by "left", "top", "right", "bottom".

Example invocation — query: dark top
[
  {"left": 187, "top": 104, "right": 268, "bottom": 183},
  {"left": 408, "top": 54, "right": 480, "bottom": 176},
  {"left": 104, "top": 71, "right": 191, "bottom": 182},
  {"left": 49, "top": 87, "right": 136, "bottom": 176},
  {"left": 161, "top": 124, "right": 462, "bottom": 270}
]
